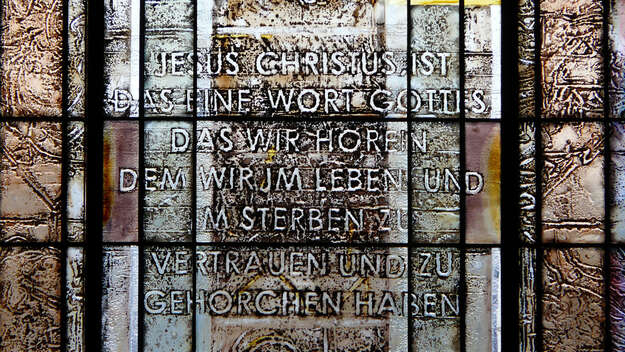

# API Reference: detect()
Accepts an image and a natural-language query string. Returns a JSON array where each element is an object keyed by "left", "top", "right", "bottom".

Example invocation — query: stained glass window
[{"left": 2, "top": 0, "right": 624, "bottom": 351}]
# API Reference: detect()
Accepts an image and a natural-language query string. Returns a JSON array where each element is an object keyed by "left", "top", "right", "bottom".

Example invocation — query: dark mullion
[
  {"left": 14, "top": 115, "right": 619, "bottom": 124},
  {"left": 92, "top": 241, "right": 515, "bottom": 248},
  {"left": 406, "top": 0, "right": 414, "bottom": 350},
  {"left": 84, "top": 0, "right": 104, "bottom": 345},
  {"left": 138, "top": 0, "right": 146, "bottom": 348},
  {"left": 502, "top": 0, "right": 520, "bottom": 349},
  {"left": 192, "top": 0, "right": 198, "bottom": 350},
  {"left": 138, "top": 120, "right": 145, "bottom": 352},
  {"left": 459, "top": 1, "right": 467, "bottom": 351},
  {"left": 602, "top": 0, "right": 612, "bottom": 350}
]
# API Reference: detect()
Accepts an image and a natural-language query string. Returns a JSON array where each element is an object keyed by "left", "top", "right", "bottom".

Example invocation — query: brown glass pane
[
  {"left": 1, "top": 122, "right": 63, "bottom": 242},
  {"left": 0, "top": 247, "right": 61, "bottom": 351},
  {"left": 0, "top": 0, "right": 63, "bottom": 116},
  {"left": 542, "top": 248, "right": 605, "bottom": 351},
  {"left": 465, "top": 122, "right": 501, "bottom": 244},
  {"left": 540, "top": 0, "right": 604, "bottom": 118},
  {"left": 103, "top": 121, "right": 139, "bottom": 242},
  {"left": 541, "top": 123, "right": 604, "bottom": 243}
]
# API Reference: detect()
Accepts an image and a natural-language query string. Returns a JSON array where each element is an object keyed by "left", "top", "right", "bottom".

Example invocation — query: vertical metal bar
[
  {"left": 138, "top": 0, "right": 146, "bottom": 349},
  {"left": 192, "top": 0, "right": 198, "bottom": 348},
  {"left": 459, "top": 1, "right": 467, "bottom": 351},
  {"left": 406, "top": 0, "right": 414, "bottom": 350},
  {"left": 85, "top": 0, "right": 104, "bottom": 348},
  {"left": 502, "top": 0, "right": 520, "bottom": 349}
]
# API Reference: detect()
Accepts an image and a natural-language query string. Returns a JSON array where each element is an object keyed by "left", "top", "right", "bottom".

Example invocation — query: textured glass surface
[
  {"left": 519, "top": 122, "right": 536, "bottom": 243},
  {"left": 541, "top": 123, "right": 604, "bottom": 243},
  {"left": 0, "top": 247, "right": 61, "bottom": 351},
  {"left": 198, "top": 0, "right": 406, "bottom": 117},
  {"left": 196, "top": 121, "right": 408, "bottom": 243},
  {"left": 518, "top": 0, "right": 535, "bottom": 118},
  {"left": 196, "top": 246, "right": 408, "bottom": 351},
  {"left": 104, "top": 0, "right": 140, "bottom": 117},
  {"left": 410, "top": 1, "right": 459, "bottom": 118},
  {"left": 464, "top": 3, "right": 501, "bottom": 119},
  {"left": 411, "top": 248, "right": 460, "bottom": 351},
  {"left": 1, "top": 122, "right": 63, "bottom": 242},
  {"left": 103, "top": 121, "right": 139, "bottom": 242},
  {"left": 465, "top": 122, "right": 500, "bottom": 244},
  {"left": 144, "top": 246, "right": 192, "bottom": 351},
  {"left": 144, "top": 121, "right": 193, "bottom": 241},
  {"left": 411, "top": 122, "right": 460, "bottom": 243},
  {"left": 0, "top": 0, "right": 63, "bottom": 116},
  {"left": 540, "top": 0, "right": 604, "bottom": 118},
  {"left": 542, "top": 248, "right": 605, "bottom": 351},
  {"left": 102, "top": 246, "right": 139, "bottom": 352}
]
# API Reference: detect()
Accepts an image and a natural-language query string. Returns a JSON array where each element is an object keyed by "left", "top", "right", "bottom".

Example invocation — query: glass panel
[
  {"left": 67, "top": 247, "right": 85, "bottom": 352},
  {"left": 519, "top": 122, "right": 536, "bottom": 243},
  {"left": 411, "top": 121, "right": 460, "bottom": 243},
  {"left": 68, "top": 121, "right": 86, "bottom": 242},
  {"left": 144, "top": 246, "right": 192, "bottom": 351},
  {"left": 610, "top": 248, "right": 625, "bottom": 349},
  {"left": 410, "top": 0, "right": 460, "bottom": 118},
  {"left": 610, "top": 122, "right": 625, "bottom": 242},
  {"left": 68, "top": 0, "right": 87, "bottom": 117},
  {"left": 542, "top": 248, "right": 605, "bottom": 351},
  {"left": 466, "top": 248, "right": 501, "bottom": 352},
  {"left": 196, "top": 246, "right": 408, "bottom": 350},
  {"left": 197, "top": 0, "right": 406, "bottom": 117},
  {"left": 541, "top": 123, "right": 604, "bottom": 243},
  {"left": 0, "top": 0, "right": 63, "bottom": 116},
  {"left": 103, "top": 121, "right": 139, "bottom": 242},
  {"left": 104, "top": 0, "right": 140, "bottom": 117},
  {"left": 518, "top": 0, "right": 536, "bottom": 118},
  {"left": 1, "top": 122, "right": 63, "bottom": 242},
  {"left": 102, "top": 246, "right": 139, "bottom": 352},
  {"left": 144, "top": 0, "right": 194, "bottom": 117},
  {"left": 144, "top": 121, "right": 193, "bottom": 242},
  {"left": 519, "top": 248, "right": 536, "bottom": 352},
  {"left": 196, "top": 121, "right": 408, "bottom": 243},
  {"left": 464, "top": 2, "right": 501, "bottom": 119},
  {"left": 610, "top": 0, "right": 625, "bottom": 118},
  {"left": 0, "top": 247, "right": 61, "bottom": 350},
  {"left": 540, "top": 0, "right": 604, "bottom": 118},
  {"left": 465, "top": 122, "right": 500, "bottom": 244},
  {"left": 411, "top": 247, "right": 460, "bottom": 351}
]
